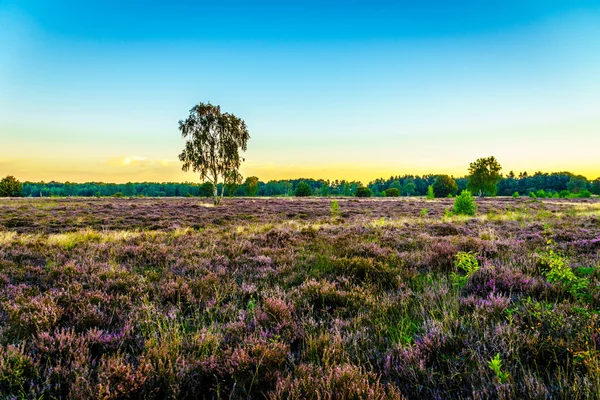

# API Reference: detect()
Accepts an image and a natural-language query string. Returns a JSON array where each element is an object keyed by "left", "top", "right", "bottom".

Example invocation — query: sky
[{"left": 1, "top": 0, "right": 599, "bottom": 184}]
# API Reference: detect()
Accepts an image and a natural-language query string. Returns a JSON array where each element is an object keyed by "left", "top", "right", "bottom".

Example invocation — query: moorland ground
[{"left": 0, "top": 197, "right": 599, "bottom": 399}]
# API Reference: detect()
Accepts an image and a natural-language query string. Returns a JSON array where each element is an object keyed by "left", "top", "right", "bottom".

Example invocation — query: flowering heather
[{"left": 0, "top": 197, "right": 599, "bottom": 399}]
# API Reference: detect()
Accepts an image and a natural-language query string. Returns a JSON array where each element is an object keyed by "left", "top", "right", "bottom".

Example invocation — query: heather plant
[{"left": 0, "top": 197, "right": 599, "bottom": 398}]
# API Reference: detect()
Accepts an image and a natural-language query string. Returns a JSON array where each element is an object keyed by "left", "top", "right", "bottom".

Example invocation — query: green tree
[
  {"left": 178, "top": 102, "right": 250, "bottom": 205},
  {"left": 243, "top": 176, "right": 259, "bottom": 196},
  {"left": 402, "top": 182, "right": 416, "bottom": 196},
  {"left": 295, "top": 181, "right": 312, "bottom": 197},
  {"left": 432, "top": 175, "right": 458, "bottom": 198},
  {"left": 467, "top": 156, "right": 502, "bottom": 197},
  {"left": 385, "top": 188, "right": 400, "bottom": 197},
  {"left": 567, "top": 175, "right": 588, "bottom": 194},
  {"left": 591, "top": 178, "right": 600, "bottom": 195},
  {"left": 355, "top": 186, "right": 372, "bottom": 197},
  {"left": 0, "top": 176, "right": 23, "bottom": 197}
]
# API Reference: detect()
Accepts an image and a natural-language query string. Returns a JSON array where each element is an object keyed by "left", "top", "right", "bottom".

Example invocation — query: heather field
[{"left": 1, "top": 197, "right": 600, "bottom": 399}]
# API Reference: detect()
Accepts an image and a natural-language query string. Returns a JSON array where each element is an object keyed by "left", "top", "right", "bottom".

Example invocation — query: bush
[
  {"left": 453, "top": 190, "right": 476, "bottom": 216},
  {"left": 529, "top": 191, "right": 536, "bottom": 198},
  {"left": 535, "top": 189, "right": 547, "bottom": 198},
  {"left": 512, "top": 192, "right": 519, "bottom": 198},
  {"left": 577, "top": 190, "right": 592, "bottom": 198},
  {"left": 559, "top": 190, "right": 570, "bottom": 198},
  {"left": 295, "top": 181, "right": 312, "bottom": 197},
  {"left": 426, "top": 185, "right": 434, "bottom": 200},
  {"left": 330, "top": 200, "right": 341, "bottom": 218},
  {"left": 355, "top": 186, "right": 372, "bottom": 198},
  {"left": 385, "top": 188, "right": 400, "bottom": 197},
  {"left": 112, "top": 192, "right": 124, "bottom": 198}
]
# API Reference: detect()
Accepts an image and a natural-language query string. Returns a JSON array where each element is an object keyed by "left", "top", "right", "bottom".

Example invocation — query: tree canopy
[
  {"left": 178, "top": 102, "right": 250, "bottom": 205},
  {"left": 467, "top": 156, "right": 502, "bottom": 197},
  {"left": 432, "top": 175, "right": 458, "bottom": 198},
  {"left": 294, "top": 181, "right": 312, "bottom": 197},
  {"left": 0, "top": 176, "right": 22, "bottom": 197}
]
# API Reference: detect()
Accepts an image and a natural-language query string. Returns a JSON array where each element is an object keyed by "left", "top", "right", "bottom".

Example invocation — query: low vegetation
[{"left": 0, "top": 196, "right": 599, "bottom": 398}]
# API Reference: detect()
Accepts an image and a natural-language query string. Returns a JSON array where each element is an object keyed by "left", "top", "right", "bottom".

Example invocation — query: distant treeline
[{"left": 18, "top": 171, "right": 600, "bottom": 198}]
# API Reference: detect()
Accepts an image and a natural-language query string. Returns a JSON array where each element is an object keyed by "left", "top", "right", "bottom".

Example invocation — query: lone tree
[
  {"left": 178, "top": 102, "right": 250, "bottom": 205},
  {"left": 0, "top": 176, "right": 22, "bottom": 197},
  {"left": 467, "top": 156, "right": 502, "bottom": 197}
]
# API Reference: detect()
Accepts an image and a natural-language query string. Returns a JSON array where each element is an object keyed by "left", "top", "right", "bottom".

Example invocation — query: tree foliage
[
  {"left": 0, "top": 176, "right": 23, "bottom": 197},
  {"left": 355, "top": 186, "right": 372, "bottom": 198},
  {"left": 294, "top": 181, "right": 312, "bottom": 197},
  {"left": 467, "top": 156, "right": 502, "bottom": 197},
  {"left": 178, "top": 102, "right": 250, "bottom": 205},
  {"left": 432, "top": 175, "right": 458, "bottom": 198},
  {"left": 385, "top": 188, "right": 400, "bottom": 197},
  {"left": 243, "top": 176, "right": 260, "bottom": 197},
  {"left": 567, "top": 175, "right": 588, "bottom": 194}
]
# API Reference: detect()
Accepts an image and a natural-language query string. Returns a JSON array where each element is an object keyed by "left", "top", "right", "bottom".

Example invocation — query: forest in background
[{"left": 16, "top": 171, "right": 600, "bottom": 198}]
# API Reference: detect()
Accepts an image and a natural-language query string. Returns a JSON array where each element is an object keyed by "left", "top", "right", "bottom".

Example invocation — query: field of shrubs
[{"left": 1, "top": 196, "right": 599, "bottom": 399}]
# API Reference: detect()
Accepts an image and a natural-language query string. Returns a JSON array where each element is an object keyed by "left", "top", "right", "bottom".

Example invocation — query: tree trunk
[{"left": 212, "top": 178, "right": 220, "bottom": 206}]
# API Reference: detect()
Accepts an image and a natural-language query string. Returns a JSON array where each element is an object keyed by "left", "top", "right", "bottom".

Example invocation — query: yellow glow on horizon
[{"left": 1, "top": 156, "right": 598, "bottom": 185}]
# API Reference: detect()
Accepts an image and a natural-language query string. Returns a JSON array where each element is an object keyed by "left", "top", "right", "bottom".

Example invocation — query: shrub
[
  {"left": 330, "top": 200, "right": 341, "bottom": 218},
  {"left": 426, "top": 185, "right": 434, "bottom": 200},
  {"left": 355, "top": 186, "right": 372, "bottom": 198},
  {"left": 112, "top": 192, "right": 124, "bottom": 198},
  {"left": 529, "top": 191, "right": 536, "bottom": 198},
  {"left": 295, "top": 181, "right": 312, "bottom": 197},
  {"left": 385, "top": 188, "right": 400, "bottom": 197},
  {"left": 577, "top": 190, "right": 592, "bottom": 198},
  {"left": 535, "top": 189, "right": 547, "bottom": 198},
  {"left": 453, "top": 190, "right": 476, "bottom": 216},
  {"left": 512, "top": 192, "right": 519, "bottom": 198}
]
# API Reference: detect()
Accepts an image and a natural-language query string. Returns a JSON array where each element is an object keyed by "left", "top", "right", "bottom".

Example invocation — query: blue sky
[{"left": 1, "top": 1, "right": 599, "bottom": 182}]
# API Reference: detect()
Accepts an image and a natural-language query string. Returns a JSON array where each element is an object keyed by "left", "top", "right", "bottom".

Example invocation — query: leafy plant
[
  {"left": 450, "top": 251, "right": 479, "bottom": 287},
  {"left": 420, "top": 208, "right": 429, "bottom": 217},
  {"left": 512, "top": 191, "right": 519, "bottom": 198},
  {"left": 539, "top": 245, "right": 589, "bottom": 300},
  {"left": 488, "top": 353, "right": 509, "bottom": 384}
]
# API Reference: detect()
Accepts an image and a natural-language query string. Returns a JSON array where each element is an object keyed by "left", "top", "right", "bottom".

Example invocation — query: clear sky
[{"left": 1, "top": 0, "right": 599, "bottom": 184}]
